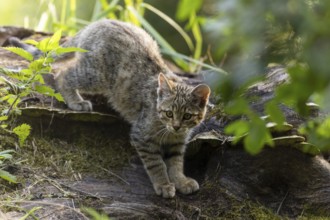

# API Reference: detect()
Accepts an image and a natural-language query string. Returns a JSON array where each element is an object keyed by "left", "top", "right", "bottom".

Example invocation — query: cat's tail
[
  {"left": 8, "top": 37, "right": 42, "bottom": 59},
  {"left": 7, "top": 37, "right": 75, "bottom": 60}
]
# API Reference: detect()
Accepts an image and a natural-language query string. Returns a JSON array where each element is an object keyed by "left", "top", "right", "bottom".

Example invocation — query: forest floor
[{"left": 0, "top": 104, "right": 325, "bottom": 219}]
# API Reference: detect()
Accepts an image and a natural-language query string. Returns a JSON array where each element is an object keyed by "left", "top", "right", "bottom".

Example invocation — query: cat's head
[{"left": 157, "top": 73, "right": 210, "bottom": 134}]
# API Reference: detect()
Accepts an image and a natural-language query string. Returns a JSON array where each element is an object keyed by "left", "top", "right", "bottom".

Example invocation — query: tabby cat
[{"left": 12, "top": 19, "right": 210, "bottom": 198}]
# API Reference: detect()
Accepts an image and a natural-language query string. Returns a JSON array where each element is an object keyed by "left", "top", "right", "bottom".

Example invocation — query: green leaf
[
  {"left": 6, "top": 95, "right": 20, "bottom": 107},
  {"left": 3, "top": 47, "right": 34, "bottom": 61},
  {"left": 244, "top": 118, "right": 274, "bottom": 155},
  {"left": 127, "top": 6, "right": 190, "bottom": 71},
  {"left": 299, "top": 119, "right": 330, "bottom": 151},
  {"left": 225, "top": 120, "right": 249, "bottom": 143},
  {"left": 0, "top": 169, "right": 17, "bottom": 183},
  {"left": 83, "top": 207, "right": 110, "bottom": 220},
  {"left": 55, "top": 47, "right": 88, "bottom": 55},
  {"left": 54, "top": 93, "right": 64, "bottom": 102},
  {"left": 160, "top": 50, "right": 227, "bottom": 74},
  {"left": 45, "top": 56, "right": 55, "bottom": 64},
  {"left": 0, "top": 153, "right": 13, "bottom": 160},
  {"left": 142, "top": 3, "right": 194, "bottom": 51},
  {"left": 191, "top": 17, "right": 203, "bottom": 60},
  {"left": 1, "top": 94, "right": 11, "bottom": 102},
  {"left": 21, "top": 68, "right": 33, "bottom": 77},
  {"left": 316, "top": 118, "right": 330, "bottom": 138},
  {"left": 24, "top": 39, "right": 39, "bottom": 46},
  {"left": 48, "top": 30, "right": 62, "bottom": 49},
  {"left": 29, "top": 59, "right": 44, "bottom": 71},
  {"left": 34, "top": 85, "right": 64, "bottom": 101},
  {"left": 36, "top": 30, "right": 63, "bottom": 53},
  {"left": 176, "top": 0, "right": 202, "bottom": 21},
  {"left": 12, "top": 124, "right": 31, "bottom": 146},
  {"left": 225, "top": 98, "right": 251, "bottom": 115},
  {"left": 18, "top": 206, "right": 42, "bottom": 220},
  {"left": 0, "top": 116, "right": 8, "bottom": 121},
  {"left": 34, "top": 85, "right": 56, "bottom": 96},
  {"left": 37, "top": 37, "right": 51, "bottom": 52},
  {"left": 265, "top": 101, "right": 285, "bottom": 125},
  {"left": 0, "top": 149, "right": 15, "bottom": 158},
  {"left": 296, "top": 142, "right": 320, "bottom": 156},
  {"left": 94, "top": 0, "right": 121, "bottom": 20}
]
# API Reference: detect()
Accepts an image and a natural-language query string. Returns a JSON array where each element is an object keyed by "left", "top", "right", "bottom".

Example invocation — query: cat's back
[
  {"left": 72, "top": 19, "right": 165, "bottom": 72},
  {"left": 67, "top": 19, "right": 169, "bottom": 123}
]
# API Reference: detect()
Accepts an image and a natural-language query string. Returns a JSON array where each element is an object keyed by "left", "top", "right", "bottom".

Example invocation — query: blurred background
[{"left": 0, "top": 0, "right": 327, "bottom": 74}]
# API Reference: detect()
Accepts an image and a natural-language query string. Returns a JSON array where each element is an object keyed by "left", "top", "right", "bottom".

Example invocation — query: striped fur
[{"left": 52, "top": 20, "right": 210, "bottom": 198}]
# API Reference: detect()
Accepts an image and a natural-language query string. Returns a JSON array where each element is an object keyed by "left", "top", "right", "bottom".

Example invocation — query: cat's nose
[{"left": 173, "top": 126, "right": 180, "bottom": 131}]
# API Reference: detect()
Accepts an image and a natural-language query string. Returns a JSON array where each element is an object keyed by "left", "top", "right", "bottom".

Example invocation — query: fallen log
[{"left": 0, "top": 27, "right": 329, "bottom": 219}]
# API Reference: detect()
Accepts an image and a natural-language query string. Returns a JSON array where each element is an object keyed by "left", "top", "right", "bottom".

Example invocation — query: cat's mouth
[{"left": 166, "top": 126, "right": 188, "bottom": 135}]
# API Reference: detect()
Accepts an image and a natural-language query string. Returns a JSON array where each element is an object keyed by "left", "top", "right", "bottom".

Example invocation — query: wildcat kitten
[{"left": 12, "top": 19, "right": 210, "bottom": 198}]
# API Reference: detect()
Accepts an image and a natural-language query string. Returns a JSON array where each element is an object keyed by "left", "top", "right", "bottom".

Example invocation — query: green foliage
[
  {"left": 1, "top": 30, "right": 85, "bottom": 130},
  {"left": 176, "top": 0, "right": 204, "bottom": 65},
  {"left": 224, "top": 97, "right": 275, "bottom": 154},
  {"left": 299, "top": 119, "right": 330, "bottom": 151},
  {"left": 0, "top": 149, "right": 14, "bottom": 161},
  {"left": 2, "top": 47, "right": 34, "bottom": 61},
  {"left": 0, "top": 150, "right": 17, "bottom": 183},
  {"left": 0, "top": 31, "right": 85, "bottom": 182},
  {"left": 1, "top": 30, "right": 86, "bottom": 114},
  {"left": 265, "top": 101, "right": 285, "bottom": 127},
  {"left": 83, "top": 207, "right": 111, "bottom": 220},
  {"left": 12, "top": 124, "right": 31, "bottom": 147},
  {"left": 0, "top": 169, "right": 17, "bottom": 183},
  {"left": 176, "top": 0, "right": 202, "bottom": 21},
  {"left": 1, "top": 33, "right": 61, "bottom": 121},
  {"left": 208, "top": 0, "right": 330, "bottom": 153},
  {"left": 93, "top": 0, "right": 203, "bottom": 72},
  {"left": 23, "top": 0, "right": 224, "bottom": 73},
  {"left": 19, "top": 206, "right": 42, "bottom": 220}
]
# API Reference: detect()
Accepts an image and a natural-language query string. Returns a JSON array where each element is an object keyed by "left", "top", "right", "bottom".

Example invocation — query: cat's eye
[
  {"left": 165, "top": 111, "right": 173, "bottom": 118},
  {"left": 183, "top": 113, "right": 192, "bottom": 120}
]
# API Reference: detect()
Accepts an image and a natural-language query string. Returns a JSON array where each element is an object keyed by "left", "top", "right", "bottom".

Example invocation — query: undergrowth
[{"left": 0, "top": 31, "right": 86, "bottom": 183}]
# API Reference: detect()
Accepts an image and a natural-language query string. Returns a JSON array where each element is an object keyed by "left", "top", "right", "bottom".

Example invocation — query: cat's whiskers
[
  {"left": 159, "top": 129, "right": 170, "bottom": 146},
  {"left": 153, "top": 127, "right": 168, "bottom": 137}
]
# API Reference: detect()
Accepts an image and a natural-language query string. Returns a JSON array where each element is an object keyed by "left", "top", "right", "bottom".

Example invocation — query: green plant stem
[
  {"left": 5, "top": 95, "right": 20, "bottom": 116},
  {"left": 141, "top": 3, "right": 194, "bottom": 52}
]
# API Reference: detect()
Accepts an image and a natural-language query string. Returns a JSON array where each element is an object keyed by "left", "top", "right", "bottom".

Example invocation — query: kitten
[{"left": 12, "top": 19, "right": 211, "bottom": 198}]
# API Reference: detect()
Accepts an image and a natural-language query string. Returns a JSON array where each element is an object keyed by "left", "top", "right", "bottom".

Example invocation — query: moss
[
  {"left": 298, "top": 215, "right": 330, "bottom": 220},
  {"left": 0, "top": 131, "right": 16, "bottom": 149},
  {"left": 0, "top": 129, "right": 134, "bottom": 214},
  {"left": 191, "top": 179, "right": 282, "bottom": 220},
  {"left": 199, "top": 196, "right": 283, "bottom": 220},
  {"left": 297, "top": 207, "right": 330, "bottom": 220},
  {"left": 19, "top": 134, "right": 133, "bottom": 178}
]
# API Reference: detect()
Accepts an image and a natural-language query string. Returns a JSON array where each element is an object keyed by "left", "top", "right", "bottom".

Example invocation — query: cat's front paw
[
  {"left": 175, "top": 177, "right": 199, "bottom": 195},
  {"left": 153, "top": 182, "right": 175, "bottom": 198},
  {"left": 68, "top": 101, "right": 93, "bottom": 112}
]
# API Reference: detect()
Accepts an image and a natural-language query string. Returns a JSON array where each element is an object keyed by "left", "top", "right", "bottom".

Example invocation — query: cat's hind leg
[
  {"left": 55, "top": 69, "right": 93, "bottom": 112},
  {"left": 63, "top": 89, "right": 93, "bottom": 111}
]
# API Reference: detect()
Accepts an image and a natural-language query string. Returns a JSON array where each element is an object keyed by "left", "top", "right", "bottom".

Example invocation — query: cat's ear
[
  {"left": 192, "top": 84, "right": 210, "bottom": 108},
  {"left": 158, "top": 73, "right": 174, "bottom": 97}
]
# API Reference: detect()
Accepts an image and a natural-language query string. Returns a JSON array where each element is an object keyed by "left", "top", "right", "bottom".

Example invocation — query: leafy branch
[
  {"left": 0, "top": 30, "right": 86, "bottom": 183},
  {"left": 211, "top": 0, "right": 330, "bottom": 154}
]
